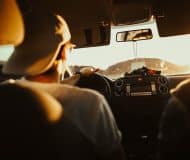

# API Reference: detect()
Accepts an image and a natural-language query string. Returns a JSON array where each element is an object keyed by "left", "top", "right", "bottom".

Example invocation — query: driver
[{"left": 2, "top": 0, "right": 125, "bottom": 159}]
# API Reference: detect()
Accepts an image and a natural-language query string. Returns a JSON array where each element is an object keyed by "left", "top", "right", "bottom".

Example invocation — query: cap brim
[{"left": 3, "top": 41, "right": 62, "bottom": 76}]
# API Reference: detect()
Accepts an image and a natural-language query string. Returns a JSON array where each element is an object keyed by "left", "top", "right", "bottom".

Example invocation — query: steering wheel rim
[{"left": 75, "top": 72, "right": 112, "bottom": 100}]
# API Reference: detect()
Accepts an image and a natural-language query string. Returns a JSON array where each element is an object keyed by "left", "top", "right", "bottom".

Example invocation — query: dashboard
[{"left": 76, "top": 66, "right": 171, "bottom": 99}]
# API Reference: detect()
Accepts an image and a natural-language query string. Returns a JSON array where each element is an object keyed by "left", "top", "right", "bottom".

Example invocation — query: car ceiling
[{"left": 18, "top": 0, "right": 190, "bottom": 47}]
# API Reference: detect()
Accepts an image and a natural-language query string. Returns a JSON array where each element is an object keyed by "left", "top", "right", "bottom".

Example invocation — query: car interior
[{"left": 1, "top": 0, "right": 190, "bottom": 160}]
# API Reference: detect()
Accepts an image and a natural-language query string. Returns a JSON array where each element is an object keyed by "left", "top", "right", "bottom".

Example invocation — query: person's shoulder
[
  {"left": 56, "top": 82, "right": 104, "bottom": 97},
  {"left": 13, "top": 79, "right": 107, "bottom": 105},
  {"left": 61, "top": 84, "right": 107, "bottom": 103}
]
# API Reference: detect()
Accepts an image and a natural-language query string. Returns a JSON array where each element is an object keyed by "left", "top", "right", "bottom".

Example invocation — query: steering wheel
[{"left": 75, "top": 72, "right": 112, "bottom": 101}]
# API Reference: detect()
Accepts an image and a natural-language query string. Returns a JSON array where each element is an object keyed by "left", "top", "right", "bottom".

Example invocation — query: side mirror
[{"left": 116, "top": 29, "right": 153, "bottom": 42}]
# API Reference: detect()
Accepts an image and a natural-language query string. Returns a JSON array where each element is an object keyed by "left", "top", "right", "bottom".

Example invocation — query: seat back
[
  {"left": 158, "top": 79, "right": 190, "bottom": 160},
  {"left": 0, "top": 82, "right": 96, "bottom": 160}
]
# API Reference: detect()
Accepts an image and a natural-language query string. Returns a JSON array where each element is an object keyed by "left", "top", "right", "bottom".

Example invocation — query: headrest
[
  {"left": 0, "top": 81, "right": 63, "bottom": 158},
  {"left": 171, "top": 79, "right": 190, "bottom": 107},
  {"left": 0, "top": 0, "right": 24, "bottom": 46}
]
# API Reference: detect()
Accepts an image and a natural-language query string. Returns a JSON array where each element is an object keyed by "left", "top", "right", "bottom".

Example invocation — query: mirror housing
[{"left": 117, "top": 28, "right": 153, "bottom": 42}]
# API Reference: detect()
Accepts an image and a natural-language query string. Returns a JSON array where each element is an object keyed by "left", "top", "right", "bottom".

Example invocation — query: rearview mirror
[{"left": 116, "top": 29, "right": 153, "bottom": 42}]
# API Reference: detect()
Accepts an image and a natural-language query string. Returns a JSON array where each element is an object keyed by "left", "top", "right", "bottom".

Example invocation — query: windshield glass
[
  {"left": 1, "top": 16, "right": 190, "bottom": 79},
  {"left": 68, "top": 17, "right": 190, "bottom": 79},
  {"left": 0, "top": 45, "right": 14, "bottom": 64}
]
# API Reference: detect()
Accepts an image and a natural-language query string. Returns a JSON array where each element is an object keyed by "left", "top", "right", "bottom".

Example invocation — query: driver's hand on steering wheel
[
  {"left": 79, "top": 67, "right": 99, "bottom": 77},
  {"left": 61, "top": 67, "right": 99, "bottom": 85}
]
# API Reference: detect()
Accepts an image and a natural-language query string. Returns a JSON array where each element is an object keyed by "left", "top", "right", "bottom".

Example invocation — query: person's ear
[{"left": 55, "top": 59, "right": 65, "bottom": 75}]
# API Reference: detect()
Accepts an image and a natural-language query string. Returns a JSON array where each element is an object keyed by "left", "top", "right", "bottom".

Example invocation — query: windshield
[
  {"left": 0, "top": 45, "right": 14, "bottom": 64},
  {"left": 68, "top": 17, "right": 190, "bottom": 79},
  {"left": 1, "top": 16, "right": 190, "bottom": 79}
]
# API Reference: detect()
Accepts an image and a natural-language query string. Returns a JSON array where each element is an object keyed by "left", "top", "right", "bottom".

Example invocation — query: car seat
[
  {"left": 0, "top": 81, "right": 97, "bottom": 160},
  {"left": 158, "top": 79, "right": 190, "bottom": 160}
]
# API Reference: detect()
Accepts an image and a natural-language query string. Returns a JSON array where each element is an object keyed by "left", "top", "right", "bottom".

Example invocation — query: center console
[
  {"left": 113, "top": 74, "right": 169, "bottom": 96},
  {"left": 112, "top": 67, "right": 169, "bottom": 97},
  {"left": 110, "top": 67, "right": 170, "bottom": 160}
]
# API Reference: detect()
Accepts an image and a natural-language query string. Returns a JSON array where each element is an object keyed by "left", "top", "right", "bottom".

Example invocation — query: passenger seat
[{"left": 158, "top": 79, "right": 190, "bottom": 160}]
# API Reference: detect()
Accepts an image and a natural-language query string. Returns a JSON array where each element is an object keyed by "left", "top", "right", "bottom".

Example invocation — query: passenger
[
  {"left": 158, "top": 79, "right": 190, "bottom": 160},
  {"left": 2, "top": 0, "right": 125, "bottom": 159}
]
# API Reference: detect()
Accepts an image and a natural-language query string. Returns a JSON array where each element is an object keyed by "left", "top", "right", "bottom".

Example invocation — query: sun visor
[
  {"left": 49, "top": 0, "right": 111, "bottom": 48},
  {"left": 112, "top": 2, "right": 152, "bottom": 25},
  {"left": 0, "top": 0, "right": 24, "bottom": 46},
  {"left": 155, "top": 0, "right": 190, "bottom": 36},
  {"left": 49, "top": 0, "right": 110, "bottom": 25}
]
